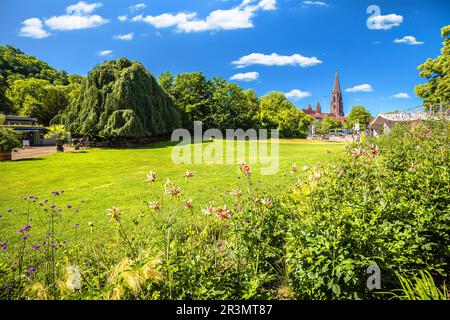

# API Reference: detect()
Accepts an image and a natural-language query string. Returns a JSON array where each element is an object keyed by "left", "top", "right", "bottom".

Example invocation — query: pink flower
[
  {"left": 147, "top": 171, "right": 157, "bottom": 182},
  {"left": 352, "top": 148, "right": 365, "bottom": 158},
  {"left": 260, "top": 198, "right": 272, "bottom": 206},
  {"left": 201, "top": 204, "right": 215, "bottom": 215},
  {"left": 185, "top": 170, "right": 194, "bottom": 178},
  {"left": 370, "top": 145, "right": 378, "bottom": 156},
  {"left": 230, "top": 189, "right": 242, "bottom": 197},
  {"left": 184, "top": 199, "right": 193, "bottom": 209},
  {"left": 148, "top": 201, "right": 161, "bottom": 212},
  {"left": 216, "top": 205, "right": 231, "bottom": 220},
  {"left": 239, "top": 162, "right": 252, "bottom": 176}
]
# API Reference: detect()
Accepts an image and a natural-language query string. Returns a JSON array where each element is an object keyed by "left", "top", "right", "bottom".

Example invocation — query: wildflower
[
  {"left": 50, "top": 204, "right": 56, "bottom": 209},
  {"left": 43, "top": 199, "right": 48, "bottom": 204},
  {"left": 67, "top": 204, "right": 72, "bottom": 209},
  {"left": 66, "top": 265, "right": 82, "bottom": 291},
  {"left": 0, "top": 242, "right": 7, "bottom": 251},
  {"left": 216, "top": 205, "right": 231, "bottom": 220},
  {"left": 51, "top": 191, "right": 59, "bottom": 196},
  {"left": 290, "top": 163, "right": 298, "bottom": 174},
  {"left": 302, "top": 166, "right": 308, "bottom": 171},
  {"left": 147, "top": 171, "right": 157, "bottom": 183},
  {"left": 25, "top": 267, "right": 36, "bottom": 278},
  {"left": 201, "top": 204, "right": 215, "bottom": 215},
  {"left": 352, "top": 148, "right": 365, "bottom": 158},
  {"left": 184, "top": 199, "right": 193, "bottom": 209},
  {"left": 163, "top": 178, "right": 171, "bottom": 194},
  {"left": 169, "top": 186, "right": 182, "bottom": 198},
  {"left": 239, "top": 161, "right": 252, "bottom": 176},
  {"left": 32, "top": 244, "right": 40, "bottom": 250},
  {"left": 148, "top": 201, "right": 161, "bottom": 212},
  {"left": 260, "top": 198, "right": 273, "bottom": 206},
  {"left": 38, "top": 203, "right": 43, "bottom": 206},
  {"left": 230, "top": 189, "right": 242, "bottom": 197},
  {"left": 88, "top": 221, "right": 94, "bottom": 227},
  {"left": 7, "top": 208, "right": 12, "bottom": 213},
  {"left": 244, "top": 218, "right": 250, "bottom": 224},
  {"left": 106, "top": 207, "right": 123, "bottom": 222},
  {"left": 74, "top": 223, "right": 79, "bottom": 229},
  {"left": 80, "top": 200, "right": 85, "bottom": 203},
  {"left": 74, "top": 208, "right": 79, "bottom": 213},
  {"left": 0, "top": 214, "right": 2, "bottom": 218},
  {"left": 61, "top": 190, "right": 65, "bottom": 194},
  {"left": 185, "top": 170, "right": 194, "bottom": 178},
  {"left": 17, "top": 224, "right": 31, "bottom": 233},
  {"left": 370, "top": 145, "right": 378, "bottom": 157},
  {"left": 21, "top": 235, "right": 29, "bottom": 241}
]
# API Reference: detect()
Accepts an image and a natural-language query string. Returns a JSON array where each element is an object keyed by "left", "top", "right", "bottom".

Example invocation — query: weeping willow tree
[{"left": 54, "top": 58, "right": 180, "bottom": 137}]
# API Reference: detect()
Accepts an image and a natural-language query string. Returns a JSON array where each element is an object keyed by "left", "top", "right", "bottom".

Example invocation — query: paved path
[{"left": 11, "top": 146, "right": 74, "bottom": 160}]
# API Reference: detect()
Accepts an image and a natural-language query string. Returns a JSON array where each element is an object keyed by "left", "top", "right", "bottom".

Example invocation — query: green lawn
[{"left": 0, "top": 140, "right": 344, "bottom": 248}]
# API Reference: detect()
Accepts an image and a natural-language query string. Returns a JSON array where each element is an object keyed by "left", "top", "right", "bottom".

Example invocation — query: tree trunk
[{"left": 56, "top": 139, "right": 64, "bottom": 152}]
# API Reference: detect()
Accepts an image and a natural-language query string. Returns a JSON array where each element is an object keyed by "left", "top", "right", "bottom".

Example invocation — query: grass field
[{"left": 0, "top": 139, "right": 344, "bottom": 249}]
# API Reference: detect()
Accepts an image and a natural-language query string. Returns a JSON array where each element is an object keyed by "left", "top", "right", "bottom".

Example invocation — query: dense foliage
[
  {"left": 1, "top": 120, "right": 447, "bottom": 300},
  {"left": 0, "top": 127, "right": 21, "bottom": 153},
  {"left": 415, "top": 25, "right": 450, "bottom": 110},
  {"left": 55, "top": 59, "right": 181, "bottom": 137},
  {"left": 346, "top": 105, "right": 372, "bottom": 130}
]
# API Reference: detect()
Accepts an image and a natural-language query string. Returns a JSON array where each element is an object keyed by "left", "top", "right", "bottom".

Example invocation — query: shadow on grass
[{"left": 12, "top": 157, "right": 45, "bottom": 162}]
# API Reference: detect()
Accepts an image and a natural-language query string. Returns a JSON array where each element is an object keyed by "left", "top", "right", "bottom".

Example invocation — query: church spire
[{"left": 330, "top": 69, "right": 344, "bottom": 116}]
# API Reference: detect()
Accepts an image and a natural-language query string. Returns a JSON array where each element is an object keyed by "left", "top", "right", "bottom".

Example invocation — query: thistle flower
[
  {"left": 0, "top": 242, "right": 7, "bottom": 251},
  {"left": 230, "top": 189, "right": 242, "bottom": 198},
  {"left": 239, "top": 161, "right": 252, "bottom": 176},
  {"left": 216, "top": 205, "right": 231, "bottom": 220},
  {"left": 17, "top": 224, "right": 31, "bottom": 233},
  {"left": 183, "top": 199, "right": 193, "bottom": 209},
  {"left": 260, "top": 198, "right": 273, "bottom": 206},
  {"left": 201, "top": 204, "right": 215, "bottom": 215},
  {"left": 352, "top": 148, "right": 365, "bottom": 158},
  {"left": 107, "top": 207, "right": 123, "bottom": 222},
  {"left": 32, "top": 244, "right": 41, "bottom": 251},
  {"left": 148, "top": 201, "right": 161, "bottom": 212},
  {"left": 185, "top": 170, "right": 194, "bottom": 178},
  {"left": 290, "top": 163, "right": 298, "bottom": 174},
  {"left": 147, "top": 171, "right": 157, "bottom": 183},
  {"left": 43, "top": 199, "right": 48, "bottom": 204},
  {"left": 50, "top": 204, "right": 56, "bottom": 209}
]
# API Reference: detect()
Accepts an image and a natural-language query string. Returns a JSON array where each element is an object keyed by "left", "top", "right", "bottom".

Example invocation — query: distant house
[
  {"left": 0, "top": 115, "right": 55, "bottom": 146},
  {"left": 369, "top": 111, "right": 430, "bottom": 136}
]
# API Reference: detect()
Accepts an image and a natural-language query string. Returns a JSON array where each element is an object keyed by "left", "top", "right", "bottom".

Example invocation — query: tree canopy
[
  {"left": 346, "top": 105, "right": 372, "bottom": 130},
  {"left": 415, "top": 25, "right": 450, "bottom": 110},
  {"left": 55, "top": 58, "right": 180, "bottom": 137}
]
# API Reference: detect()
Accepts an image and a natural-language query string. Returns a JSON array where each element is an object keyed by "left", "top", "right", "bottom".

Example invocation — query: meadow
[{"left": 0, "top": 139, "right": 343, "bottom": 250}]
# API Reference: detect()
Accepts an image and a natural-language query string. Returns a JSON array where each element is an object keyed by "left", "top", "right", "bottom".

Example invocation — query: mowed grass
[{"left": 0, "top": 140, "right": 344, "bottom": 248}]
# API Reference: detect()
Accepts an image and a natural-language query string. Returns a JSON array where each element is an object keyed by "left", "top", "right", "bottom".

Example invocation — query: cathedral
[{"left": 302, "top": 70, "right": 346, "bottom": 122}]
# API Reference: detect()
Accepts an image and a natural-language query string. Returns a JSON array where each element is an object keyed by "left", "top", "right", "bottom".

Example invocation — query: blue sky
[{"left": 1, "top": 0, "right": 449, "bottom": 115}]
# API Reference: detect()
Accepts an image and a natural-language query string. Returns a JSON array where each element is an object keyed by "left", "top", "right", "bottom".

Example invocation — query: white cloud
[
  {"left": 393, "top": 36, "right": 424, "bottom": 45},
  {"left": 97, "top": 50, "right": 112, "bottom": 56},
  {"left": 230, "top": 72, "right": 259, "bottom": 81},
  {"left": 232, "top": 52, "right": 322, "bottom": 68},
  {"left": 67, "top": 1, "right": 103, "bottom": 15},
  {"left": 346, "top": 84, "right": 373, "bottom": 93},
  {"left": 302, "top": 1, "right": 329, "bottom": 7},
  {"left": 367, "top": 13, "right": 403, "bottom": 30},
  {"left": 114, "top": 32, "right": 134, "bottom": 40},
  {"left": 130, "top": 3, "right": 146, "bottom": 12},
  {"left": 285, "top": 89, "right": 311, "bottom": 100},
  {"left": 118, "top": 15, "right": 128, "bottom": 22},
  {"left": 133, "top": 0, "right": 277, "bottom": 33},
  {"left": 19, "top": 18, "right": 50, "bottom": 38},
  {"left": 393, "top": 92, "right": 410, "bottom": 99},
  {"left": 45, "top": 14, "right": 108, "bottom": 30}
]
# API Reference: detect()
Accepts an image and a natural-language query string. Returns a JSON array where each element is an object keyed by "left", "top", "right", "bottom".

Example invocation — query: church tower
[
  {"left": 316, "top": 101, "right": 321, "bottom": 113},
  {"left": 330, "top": 70, "right": 344, "bottom": 116}
]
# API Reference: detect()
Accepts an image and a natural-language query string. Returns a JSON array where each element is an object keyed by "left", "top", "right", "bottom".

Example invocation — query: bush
[{"left": 0, "top": 128, "right": 21, "bottom": 153}]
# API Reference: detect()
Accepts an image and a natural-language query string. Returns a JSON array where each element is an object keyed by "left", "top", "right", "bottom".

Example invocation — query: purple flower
[
  {"left": 7, "top": 209, "right": 12, "bottom": 213},
  {"left": 42, "top": 241, "right": 46, "bottom": 245},
  {"left": 0, "top": 214, "right": 2, "bottom": 218},
  {"left": 28, "top": 195, "right": 35, "bottom": 199},
  {"left": 50, "top": 204, "right": 56, "bottom": 209},
  {"left": 60, "top": 190, "right": 65, "bottom": 194},
  {"left": 32, "top": 244, "right": 40, "bottom": 250},
  {"left": 51, "top": 191, "right": 59, "bottom": 196},
  {"left": 25, "top": 267, "right": 36, "bottom": 278},
  {"left": 50, "top": 241, "right": 56, "bottom": 249},
  {"left": 39, "top": 203, "right": 43, "bottom": 206},
  {"left": 21, "top": 234, "right": 29, "bottom": 241},
  {"left": 74, "top": 223, "right": 79, "bottom": 229},
  {"left": 74, "top": 208, "right": 79, "bottom": 213},
  {"left": 43, "top": 199, "right": 48, "bottom": 204},
  {"left": 58, "top": 208, "right": 62, "bottom": 212},
  {"left": 0, "top": 242, "right": 7, "bottom": 251},
  {"left": 24, "top": 224, "right": 31, "bottom": 232},
  {"left": 58, "top": 214, "right": 62, "bottom": 217}
]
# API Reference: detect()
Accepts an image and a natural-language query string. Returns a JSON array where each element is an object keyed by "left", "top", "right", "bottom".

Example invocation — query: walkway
[{"left": 11, "top": 146, "right": 74, "bottom": 160}]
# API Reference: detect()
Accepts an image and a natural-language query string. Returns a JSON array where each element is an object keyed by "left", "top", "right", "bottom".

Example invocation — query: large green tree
[
  {"left": 259, "top": 91, "right": 311, "bottom": 137},
  {"left": 415, "top": 25, "right": 450, "bottom": 110},
  {"left": 55, "top": 58, "right": 180, "bottom": 137},
  {"left": 346, "top": 105, "right": 372, "bottom": 130}
]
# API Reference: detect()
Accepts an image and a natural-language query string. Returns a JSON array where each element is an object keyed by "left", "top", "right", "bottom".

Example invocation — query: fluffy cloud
[
  {"left": 19, "top": 18, "right": 50, "bottom": 38},
  {"left": 45, "top": 14, "right": 108, "bottom": 30},
  {"left": 346, "top": 84, "right": 373, "bottom": 93},
  {"left": 130, "top": 3, "right": 146, "bottom": 12},
  {"left": 230, "top": 72, "right": 259, "bottom": 81},
  {"left": 118, "top": 15, "right": 128, "bottom": 22},
  {"left": 302, "top": 1, "right": 329, "bottom": 7},
  {"left": 97, "top": 50, "right": 112, "bottom": 56},
  {"left": 393, "top": 36, "right": 424, "bottom": 45},
  {"left": 114, "top": 33, "right": 134, "bottom": 40},
  {"left": 285, "top": 89, "right": 311, "bottom": 100},
  {"left": 66, "top": 1, "right": 102, "bottom": 15},
  {"left": 133, "top": 0, "right": 276, "bottom": 33},
  {"left": 367, "top": 13, "right": 403, "bottom": 30},
  {"left": 43, "top": 1, "right": 108, "bottom": 31},
  {"left": 392, "top": 92, "right": 410, "bottom": 99},
  {"left": 232, "top": 52, "right": 322, "bottom": 68}
]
